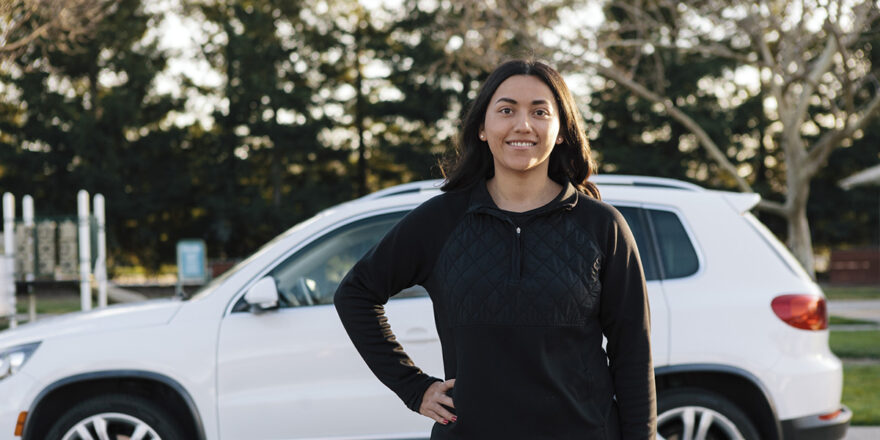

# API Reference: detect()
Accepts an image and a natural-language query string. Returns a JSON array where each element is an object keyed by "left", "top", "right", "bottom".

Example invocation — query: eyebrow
[{"left": 495, "top": 97, "right": 552, "bottom": 106}]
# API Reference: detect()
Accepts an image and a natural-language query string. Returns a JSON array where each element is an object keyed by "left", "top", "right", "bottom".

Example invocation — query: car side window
[
  {"left": 648, "top": 209, "right": 699, "bottom": 279},
  {"left": 615, "top": 206, "right": 659, "bottom": 281},
  {"left": 265, "top": 211, "right": 427, "bottom": 309}
]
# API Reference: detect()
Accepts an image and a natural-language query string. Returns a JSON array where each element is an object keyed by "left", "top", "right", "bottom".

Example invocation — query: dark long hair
[{"left": 440, "top": 59, "right": 599, "bottom": 199}]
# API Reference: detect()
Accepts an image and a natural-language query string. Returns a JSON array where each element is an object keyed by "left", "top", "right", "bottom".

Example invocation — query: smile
[{"left": 507, "top": 141, "right": 536, "bottom": 147}]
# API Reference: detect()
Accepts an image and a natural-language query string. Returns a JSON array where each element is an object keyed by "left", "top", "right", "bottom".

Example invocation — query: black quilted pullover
[{"left": 335, "top": 180, "right": 656, "bottom": 439}]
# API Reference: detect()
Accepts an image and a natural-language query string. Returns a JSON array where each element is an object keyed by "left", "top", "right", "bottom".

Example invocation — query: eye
[
  {"left": 499, "top": 107, "right": 513, "bottom": 114},
  {"left": 534, "top": 109, "right": 550, "bottom": 117}
]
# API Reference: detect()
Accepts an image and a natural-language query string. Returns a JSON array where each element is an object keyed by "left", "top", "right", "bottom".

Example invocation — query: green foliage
[
  {"left": 823, "top": 285, "right": 880, "bottom": 300},
  {"left": 829, "top": 316, "right": 876, "bottom": 326},
  {"left": 843, "top": 364, "right": 880, "bottom": 425},
  {"left": 1, "top": 0, "right": 874, "bottom": 271},
  {"left": 0, "top": 0, "right": 191, "bottom": 269},
  {"left": 830, "top": 331, "right": 880, "bottom": 359},
  {"left": 591, "top": 1, "right": 879, "bottom": 252}
]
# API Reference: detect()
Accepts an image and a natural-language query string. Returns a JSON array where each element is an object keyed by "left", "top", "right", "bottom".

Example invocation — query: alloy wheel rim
[
  {"left": 657, "top": 405, "right": 745, "bottom": 440},
  {"left": 61, "top": 412, "right": 161, "bottom": 440}
]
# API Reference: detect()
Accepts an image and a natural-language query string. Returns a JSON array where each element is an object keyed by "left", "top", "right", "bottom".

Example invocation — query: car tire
[
  {"left": 657, "top": 388, "right": 760, "bottom": 440},
  {"left": 45, "top": 393, "right": 186, "bottom": 440}
]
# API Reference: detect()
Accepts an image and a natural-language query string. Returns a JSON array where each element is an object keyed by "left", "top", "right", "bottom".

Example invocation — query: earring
[
  {"left": 480, "top": 134, "right": 486, "bottom": 141},
  {"left": 556, "top": 137, "right": 563, "bottom": 144}
]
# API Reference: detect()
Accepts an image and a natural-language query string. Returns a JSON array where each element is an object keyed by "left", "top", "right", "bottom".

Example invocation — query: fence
[{"left": 0, "top": 191, "right": 107, "bottom": 328}]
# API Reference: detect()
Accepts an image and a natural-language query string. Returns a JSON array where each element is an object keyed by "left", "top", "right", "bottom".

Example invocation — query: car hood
[{"left": 0, "top": 299, "right": 183, "bottom": 348}]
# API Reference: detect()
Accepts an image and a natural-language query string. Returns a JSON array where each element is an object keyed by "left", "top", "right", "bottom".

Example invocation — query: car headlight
[{"left": 0, "top": 342, "right": 40, "bottom": 381}]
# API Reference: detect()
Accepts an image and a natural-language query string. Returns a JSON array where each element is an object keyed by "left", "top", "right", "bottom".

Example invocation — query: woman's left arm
[{"left": 598, "top": 207, "right": 658, "bottom": 439}]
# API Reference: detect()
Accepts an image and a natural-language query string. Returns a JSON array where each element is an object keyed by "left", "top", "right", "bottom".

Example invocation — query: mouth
[{"left": 506, "top": 140, "right": 537, "bottom": 148}]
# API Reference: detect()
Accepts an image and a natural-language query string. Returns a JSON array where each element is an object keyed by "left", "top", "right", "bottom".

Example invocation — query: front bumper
[
  {"left": 0, "top": 372, "right": 37, "bottom": 440},
  {"left": 781, "top": 405, "right": 851, "bottom": 440}
]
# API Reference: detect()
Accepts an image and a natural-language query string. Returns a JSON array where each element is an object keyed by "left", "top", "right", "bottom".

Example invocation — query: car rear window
[
  {"left": 616, "top": 206, "right": 659, "bottom": 281},
  {"left": 649, "top": 209, "right": 699, "bottom": 279}
]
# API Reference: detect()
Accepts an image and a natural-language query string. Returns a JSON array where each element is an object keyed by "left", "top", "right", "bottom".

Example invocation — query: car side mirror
[{"left": 244, "top": 277, "right": 279, "bottom": 313}]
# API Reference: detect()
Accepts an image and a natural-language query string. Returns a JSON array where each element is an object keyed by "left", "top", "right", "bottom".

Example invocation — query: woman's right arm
[{"left": 333, "top": 202, "right": 444, "bottom": 414}]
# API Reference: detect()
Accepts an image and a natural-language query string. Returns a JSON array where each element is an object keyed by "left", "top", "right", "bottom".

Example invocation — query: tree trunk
[{"left": 786, "top": 175, "right": 815, "bottom": 279}]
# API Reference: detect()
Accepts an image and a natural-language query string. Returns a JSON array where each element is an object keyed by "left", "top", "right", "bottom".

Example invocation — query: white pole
[
  {"left": 94, "top": 194, "right": 107, "bottom": 308},
  {"left": 23, "top": 196, "right": 36, "bottom": 322},
  {"left": 77, "top": 190, "right": 92, "bottom": 311},
  {"left": 3, "top": 193, "right": 17, "bottom": 328}
]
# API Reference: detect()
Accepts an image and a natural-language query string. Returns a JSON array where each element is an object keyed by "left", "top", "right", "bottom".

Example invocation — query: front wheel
[
  {"left": 45, "top": 394, "right": 186, "bottom": 440},
  {"left": 657, "top": 388, "right": 760, "bottom": 440}
]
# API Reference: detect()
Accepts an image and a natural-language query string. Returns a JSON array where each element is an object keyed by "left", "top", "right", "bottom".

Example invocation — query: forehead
[{"left": 490, "top": 75, "right": 556, "bottom": 105}]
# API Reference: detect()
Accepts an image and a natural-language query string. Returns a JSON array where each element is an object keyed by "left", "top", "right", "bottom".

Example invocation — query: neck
[{"left": 487, "top": 170, "right": 562, "bottom": 213}]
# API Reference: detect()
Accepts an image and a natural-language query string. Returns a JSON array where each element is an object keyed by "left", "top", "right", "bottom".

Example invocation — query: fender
[
  {"left": 655, "top": 363, "right": 783, "bottom": 438},
  {"left": 23, "top": 370, "right": 206, "bottom": 440}
]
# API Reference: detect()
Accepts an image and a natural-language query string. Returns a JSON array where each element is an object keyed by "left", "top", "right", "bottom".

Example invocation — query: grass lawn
[
  {"left": 830, "top": 331, "right": 880, "bottom": 359},
  {"left": 843, "top": 364, "right": 880, "bottom": 425},
  {"left": 2, "top": 295, "right": 85, "bottom": 331},
  {"left": 823, "top": 285, "right": 880, "bottom": 300},
  {"left": 829, "top": 315, "right": 877, "bottom": 326},
  {"left": 15, "top": 295, "right": 84, "bottom": 315}
]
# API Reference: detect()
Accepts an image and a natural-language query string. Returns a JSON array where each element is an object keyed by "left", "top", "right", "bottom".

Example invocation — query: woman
[{"left": 335, "top": 59, "right": 656, "bottom": 439}]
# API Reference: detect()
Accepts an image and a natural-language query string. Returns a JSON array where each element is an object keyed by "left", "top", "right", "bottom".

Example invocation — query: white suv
[{"left": 0, "top": 176, "right": 850, "bottom": 440}]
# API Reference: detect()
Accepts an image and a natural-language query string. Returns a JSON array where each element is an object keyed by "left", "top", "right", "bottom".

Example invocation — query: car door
[{"left": 216, "top": 210, "right": 441, "bottom": 440}]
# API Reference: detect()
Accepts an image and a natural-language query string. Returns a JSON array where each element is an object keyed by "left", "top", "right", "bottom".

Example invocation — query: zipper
[
  {"left": 470, "top": 207, "right": 524, "bottom": 280},
  {"left": 514, "top": 226, "right": 522, "bottom": 279}
]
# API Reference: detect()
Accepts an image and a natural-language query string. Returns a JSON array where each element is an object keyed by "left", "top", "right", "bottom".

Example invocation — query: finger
[
  {"left": 442, "top": 378, "right": 456, "bottom": 390},
  {"left": 438, "top": 393, "right": 455, "bottom": 408},
  {"left": 433, "top": 406, "right": 456, "bottom": 422},
  {"left": 424, "top": 409, "right": 451, "bottom": 425}
]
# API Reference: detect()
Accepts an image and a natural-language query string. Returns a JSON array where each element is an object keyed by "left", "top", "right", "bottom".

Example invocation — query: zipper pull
[{"left": 515, "top": 226, "right": 521, "bottom": 236}]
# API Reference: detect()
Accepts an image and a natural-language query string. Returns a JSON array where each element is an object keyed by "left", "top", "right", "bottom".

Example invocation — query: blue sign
[{"left": 177, "top": 240, "right": 207, "bottom": 284}]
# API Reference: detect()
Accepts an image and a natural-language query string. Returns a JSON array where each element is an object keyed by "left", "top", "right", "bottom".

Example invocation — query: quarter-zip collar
[{"left": 466, "top": 178, "right": 579, "bottom": 216}]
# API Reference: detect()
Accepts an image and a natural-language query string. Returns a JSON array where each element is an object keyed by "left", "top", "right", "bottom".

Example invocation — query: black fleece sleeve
[
  {"left": 334, "top": 197, "right": 449, "bottom": 412},
  {"left": 598, "top": 205, "right": 658, "bottom": 439}
]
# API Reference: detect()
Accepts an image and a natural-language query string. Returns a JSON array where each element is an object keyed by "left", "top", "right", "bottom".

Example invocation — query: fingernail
[
  {"left": 450, "top": 416, "right": 457, "bottom": 422},
  {"left": 441, "top": 419, "right": 448, "bottom": 425}
]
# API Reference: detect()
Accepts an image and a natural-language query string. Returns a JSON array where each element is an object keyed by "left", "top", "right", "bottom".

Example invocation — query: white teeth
[{"left": 508, "top": 141, "right": 535, "bottom": 147}]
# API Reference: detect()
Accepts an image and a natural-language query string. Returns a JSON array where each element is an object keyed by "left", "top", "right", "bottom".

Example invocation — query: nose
[{"left": 513, "top": 113, "right": 532, "bottom": 132}]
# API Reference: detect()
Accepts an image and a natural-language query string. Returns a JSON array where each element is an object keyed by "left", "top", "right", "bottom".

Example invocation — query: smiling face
[{"left": 479, "top": 75, "right": 563, "bottom": 179}]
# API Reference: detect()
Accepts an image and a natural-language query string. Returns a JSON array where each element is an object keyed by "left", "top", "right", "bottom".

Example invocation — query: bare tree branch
[
  {"left": 589, "top": 61, "right": 754, "bottom": 193},
  {"left": 757, "top": 199, "right": 788, "bottom": 217},
  {"left": 0, "top": 0, "right": 117, "bottom": 61},
  {"left": 804, "top": 89, "right": 880, "bottom": 178},
  {"left": 569, "top": 0, "right": 879, "bottom": 276}
]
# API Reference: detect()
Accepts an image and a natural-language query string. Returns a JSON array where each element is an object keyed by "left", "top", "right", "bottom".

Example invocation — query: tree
[
  {"left": 568, "top": 0, "right": 880, "bottom": 276},
  {"left": 0, "top": 0, "right": 189, "bottom": 269},
  {"left": 0, "top": 0, "right": 117, "bottom": 60}
]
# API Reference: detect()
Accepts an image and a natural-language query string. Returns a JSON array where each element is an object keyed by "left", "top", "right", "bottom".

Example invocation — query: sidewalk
[
  {"left": 846, "top": 426, "right": 880, "bottom": 439},
  {"left": 828, "top": 299, "right": 880, "bottom": 325}
]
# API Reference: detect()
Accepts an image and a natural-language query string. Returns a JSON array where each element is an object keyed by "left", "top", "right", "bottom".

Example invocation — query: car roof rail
[
  {"left": 590, "top": 175, "right": 706, "bottom": 192},
  {"left": 361, "top": 175, "right": 706, "bottom": 201},
  {"left": 357, "top": 179, "right": 444, "bottom": 200}
]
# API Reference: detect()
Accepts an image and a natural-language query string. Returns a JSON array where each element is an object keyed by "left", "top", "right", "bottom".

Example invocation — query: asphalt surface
[{"left": 828, "top": 299, "right": 880, "bottom": 440}]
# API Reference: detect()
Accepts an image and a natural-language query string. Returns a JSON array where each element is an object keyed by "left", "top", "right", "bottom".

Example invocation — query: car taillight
[{"left": 771, "top": 294, "right": 828, "bottom": 330}]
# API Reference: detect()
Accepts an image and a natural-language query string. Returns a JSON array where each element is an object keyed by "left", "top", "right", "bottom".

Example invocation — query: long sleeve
[
  {"left": 599, "top": 207, "right": 658, "bottom": 439},
  {"left": 334, "top": 195, "right": 460, "bottom": 412}
]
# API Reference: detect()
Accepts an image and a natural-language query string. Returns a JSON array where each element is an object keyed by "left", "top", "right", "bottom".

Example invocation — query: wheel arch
[
  {"left": 22, "top": 370, "right": 206, "bottom": 440},
  {"left": 655, "top": 363, "right": 783, "bottom": 440}
]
